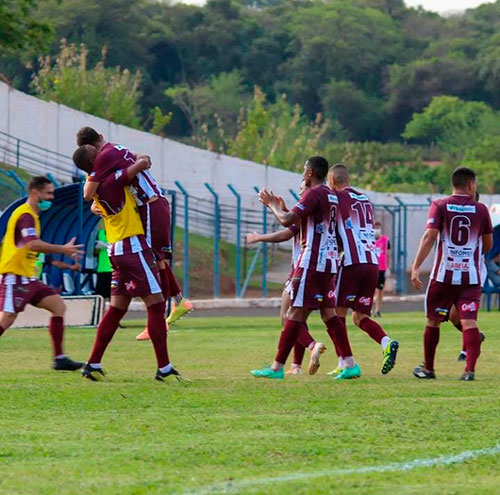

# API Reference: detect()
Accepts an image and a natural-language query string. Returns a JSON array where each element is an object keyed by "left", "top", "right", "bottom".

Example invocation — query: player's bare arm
[
  {"left": 411, "top": 228, "right": 439, "bottom": 290},
  {"left": 259, "top": 189, "right": 298, "bottom": 227},
  {"left": 83, "top": 180, "right": 99, "bottom": 201},
  {"left": 126, "top": 157, "right": 151, "bottom": 180},
  {"left": 482, "top": 233, "right": 493, "bottom": 254},
  {"left": 26, "top": 237, "right": 85, "bottom": 259},
  {"left": 246, "top": 228, "right": 295, "bottom": 245}
]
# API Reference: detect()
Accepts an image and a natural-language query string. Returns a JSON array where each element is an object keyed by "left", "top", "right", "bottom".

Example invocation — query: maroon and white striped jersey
[
  {"left": 90, "top": 143, "right": 164, "bottom": 205},
  {"left": 291, "top": 184, "right": 340, "bottom": 274},
  {"left": 287, "top": 223, "right": 301, "bottom": 269},
  {"left": 336, "top": 187, "right": 378, "bottom": 266},
  {"left": 427, "top": 195, "right": 493, "bottom": 285}
]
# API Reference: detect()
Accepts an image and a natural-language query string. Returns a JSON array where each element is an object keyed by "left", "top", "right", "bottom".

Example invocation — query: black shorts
[{"left": 377, "top": 270, "right": 386, "bottom": 290}]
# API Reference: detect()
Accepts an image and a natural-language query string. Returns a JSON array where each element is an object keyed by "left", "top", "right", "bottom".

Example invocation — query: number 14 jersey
[
  {"left": 336, "top": 187, "right": 378, "bottom": 266},
  {"left": 427, "top": 195, "right": 493, "bottom": 285}
]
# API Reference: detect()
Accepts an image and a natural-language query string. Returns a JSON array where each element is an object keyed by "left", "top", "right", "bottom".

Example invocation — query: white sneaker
[{"left": 308, "top": 342, "right": 327, "bottom": 375}]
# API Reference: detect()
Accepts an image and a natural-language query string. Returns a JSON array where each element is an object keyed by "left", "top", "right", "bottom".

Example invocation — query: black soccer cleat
[
  {"left": 155, "top": 366, "right": 191, "bottom": 383},
  {"left": 480, "top": 332, "right": 486, "bottom": 343},
  {"left": 81, "top": 363, "right": 106, "bottom": 381},
  {"left": 457, "top": 351, "right": 466, "bottom": 362},
  {"left": 459, "top": 371, "right": 475, "bottom": 381},
  {"left": 413, "top": 364, "right": 436, "bottom": 379},
  {"left": 53, "top": 356, "right": 84, "bottom": 371}
]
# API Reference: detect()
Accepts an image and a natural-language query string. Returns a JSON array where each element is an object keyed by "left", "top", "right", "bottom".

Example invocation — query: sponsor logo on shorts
[
  {"left": 111, "top": 280, "right": 119, "bottom": 289},
  {"left": 314, "top": 294, "right": 324, "bottom": 302},
  {"left": 359, "top": 297, "right": 372, "bottom": 306},
  {"left": 461, "top": 302, "right": 477, "bottom": 312},
  {"left": 125, "top": 280, "right": 137, "bottom": 292},
  {"left": 436, "top": 307, "right": 449, "bottom": 316},
  {"left": 447, "top": 204, "right": 476, "bottom": 213},
  {"left": 328, "top": 291, "right": 335, "bottom": 299},
  {"left": 15, "top": 297, "right": 24, "bottom": 309},
  {"left": 346, "top": 294, "right": 356, "bottom": 302}
]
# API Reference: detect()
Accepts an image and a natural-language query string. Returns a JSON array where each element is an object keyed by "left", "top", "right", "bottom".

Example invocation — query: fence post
[
  {"left": 7, "top": 170, "right": 25, "bottom": 197},
  {"left": 227, "top": 184, "right": 241, "bottom": 298},
  {"left": 174, "top": 181, "right": 189, "bottom": 298},
  {"left": 205, "top": 183, "right": 220, "bottom": 298},
  {"left": 254, "top": 186, "right": 267, "bottom": 298},
  {"left": 16, "top": 139, "right": 20, "bottom": 168},
  {"left": 47, "top": 173, "right": 61, "bottom": 188},
  {"left": 289, "top": 188, "right": 299, "bottom": 201},
  {"left": 394, "top": 197, "right": 406, "bottom": 294}
]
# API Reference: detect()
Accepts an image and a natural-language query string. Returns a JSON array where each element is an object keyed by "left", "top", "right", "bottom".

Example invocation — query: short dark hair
[
  {"left": 451, "top": 166, "right": 476, "bottom": 188},
  {"left": 29, "top": 176, "right": 52, "bottom": 191},
  {"left": 76, "top": 126, "right": 100, "bottom": 146},
  {"left": 305, "top": 155, "right": 329, "bottom": 181},
  {"left": 330, "top": 163, "right": 350, "bottom": 185},
  {"left": 72, "top": 145, "right": 95, "bottom": 174}
]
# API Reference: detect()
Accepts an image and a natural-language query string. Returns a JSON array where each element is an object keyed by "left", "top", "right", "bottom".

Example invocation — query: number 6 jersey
[{"left": 427, "top": 194, "right": 493, "bottom": 285}]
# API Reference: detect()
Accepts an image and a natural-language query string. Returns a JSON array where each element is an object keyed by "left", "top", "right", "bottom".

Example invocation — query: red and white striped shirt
[
  {"left": 291, "top": 184, "right": 340, "bottom": 274},
  {"left": 427, "top": 195, "right": 493, "bottom": 285},
  {"left": 336, "top": 187, "right": 378, "bottom": 266}
]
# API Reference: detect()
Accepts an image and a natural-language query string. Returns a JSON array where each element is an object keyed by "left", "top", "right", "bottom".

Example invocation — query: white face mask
[{"left": 375, "top": 229, "right": 382, "bottom": 237}]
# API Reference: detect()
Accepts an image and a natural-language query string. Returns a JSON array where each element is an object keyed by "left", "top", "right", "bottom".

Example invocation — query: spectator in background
[
  {"left": 374, "top": 221, "right": 391, "bottom": 317},
  {"left": 35, "top": 252, "right": 81, "bottom": 282},
  {"left": 94, "top": 222, "right": 112, "bottom": 299},
  {"left": 486, "top": 252, "right": 500, "bottom": 287}
]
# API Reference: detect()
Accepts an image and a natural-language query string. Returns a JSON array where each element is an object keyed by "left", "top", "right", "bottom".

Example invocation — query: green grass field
[{"left": 0, "top": 312, "right": 499, "bottom": 495}]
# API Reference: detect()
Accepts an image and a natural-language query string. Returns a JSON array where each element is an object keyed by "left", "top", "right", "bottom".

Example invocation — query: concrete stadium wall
[{"left": 1, "top": 81, "right": 499, "bottom": 273}]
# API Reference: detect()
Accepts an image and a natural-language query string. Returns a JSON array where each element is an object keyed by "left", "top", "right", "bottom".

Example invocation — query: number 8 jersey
[{"left": 427, "top": 195, "right": 493, "bottom": 285}]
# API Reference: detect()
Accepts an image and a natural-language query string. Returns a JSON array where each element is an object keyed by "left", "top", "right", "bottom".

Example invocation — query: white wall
[{"left": 1, "top": 81, "right": 498, "bottom": 272}]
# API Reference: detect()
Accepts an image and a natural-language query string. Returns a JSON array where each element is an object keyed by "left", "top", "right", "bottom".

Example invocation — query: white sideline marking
[{"left": 182, "top": 442, "right": 500, "bottom": 495}]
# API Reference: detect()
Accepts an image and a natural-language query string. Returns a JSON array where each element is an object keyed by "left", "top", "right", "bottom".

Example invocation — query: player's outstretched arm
[
  {"left": 246, "top": 228, "right": 296, "bottom": 245},
  {"left": 411, "top": 228, "right": 439, "bottom": 290},
  {"left": 259, "top": 189, "right": 298, "bottom": 227},
  {"left": 126, "top": 157, "right": 151, "bottom": 181},
  {"left": 26, "top": 237, "right": 85, "bottom": 259}
]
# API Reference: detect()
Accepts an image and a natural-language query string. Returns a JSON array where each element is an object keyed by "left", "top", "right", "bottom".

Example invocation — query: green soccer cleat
[
  {"left": 326, "top": 366, "right": 344, "bottom": 376},
  {"left": 334, "top": 364, "right": 362, "bottom": 380},
  {"left": 381, "top": 339, "right": 399, "bottom": 375},
  {"left": 250, "top": 367, "right": 284, "bottom": 379},
  {"left": 166, "top": 299, "right": 193, "bottom": 325}
]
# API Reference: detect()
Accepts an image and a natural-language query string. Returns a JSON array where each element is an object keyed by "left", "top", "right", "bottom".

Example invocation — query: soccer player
[
  {"left": 374, "top": 221, "right": 391, "bottom": 317},
  {"left": 246, "top": 181, "right": 326, "bottom": 376},
  {"left": 75, "top": 127, "right": 192, "bottom": 338},
  {"left": 72, "top": 145, "right": 186, "bottom": 382},
  {"left": 328, "top": 164, "right": 399, "bottom": 375},
  {"left": 251, "top": 156, "right": 360, "bottom": 380},
  {"left": 411, "top": 167, "right": 493, "bottom": 381},
  {"left": 0, "top": 176, "right": 84, "bottom": 371}
]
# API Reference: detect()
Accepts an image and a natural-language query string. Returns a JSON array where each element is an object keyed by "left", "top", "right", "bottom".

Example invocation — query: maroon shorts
[
  {"left": 0, "top": 275, "right": 57, "bottom": 314},
  {"left": 336, "top": 263, "right": 379, "bottom": 315},
  {"left": 426, "top": 280, "right": 481, "bottom": 322},
  {"left": 110, "top": 249, "right": 162, "bottom": 297},
  {"left": 289, "top": 267, "right": 337, "bottom": 309},
  {"left": 139, "top": 197, "right": 172, "bottom": 261}
]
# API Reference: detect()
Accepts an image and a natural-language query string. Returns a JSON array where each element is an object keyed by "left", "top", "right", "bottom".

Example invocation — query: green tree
[{"left": 32, "top": 41, "right": 142, "bottom": 128}]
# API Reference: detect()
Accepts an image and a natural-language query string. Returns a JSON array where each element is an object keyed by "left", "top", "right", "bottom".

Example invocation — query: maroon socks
[
  {"left": 49, "top": 316, "right": 65, "bottom": 357},
  {"left": 275, "top": 320, "right": 301, "bottom": 364},
  {"left": 88, "top": 307, "right": 127, "bottom": 364},
  {"left": 463, "top": 327, "right": 481, "bottom": 372},
  {"left": 326, "top": 316, "right": 352, "bottom": 358},
  {"left": 359, "top": 317, "right": 386, "bottom": 344},
  {"left": 424, "top": 325, "right": 440, "bottom": 371},
  {"left": 147, "top": 302, "right": 170, "bottom": 368}
]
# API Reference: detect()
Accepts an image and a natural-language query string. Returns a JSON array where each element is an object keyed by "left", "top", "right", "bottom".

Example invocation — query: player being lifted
[
  {"left": 411, "top": 167, "right": 493, "bottom": 381},
  {"left": 0, "top": 177, "right": 84, "bottom": 371},
  {"left": 246, "top": 180, "right": 327, "bottom": 376},
  {"left": 328, "top": 164, "right": 399, "bottom": 375},
  {"left": 75, "top": 127, "right": 192, "bottom": 338},
  {"left": 251, "top": 156, "right": 360, "bottom": 380},
  {"left": 73, "top": 145, "right": 187, "bottom": 382}
]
